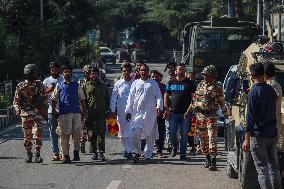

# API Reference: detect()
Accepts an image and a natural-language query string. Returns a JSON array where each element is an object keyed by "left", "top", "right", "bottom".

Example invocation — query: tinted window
[
  {"left": 226, "top": 33, "right": 251, "bottom": 49},
  {"left": 195, "top": 32, "right": 222, "bottom": 50}
]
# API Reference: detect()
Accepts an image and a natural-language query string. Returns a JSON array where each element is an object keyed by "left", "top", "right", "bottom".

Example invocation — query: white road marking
[
  {"left": 106, "top": 180, "right": 121, "bottom": 189},
  {"left": 122, "top": 164, "right": 133, "bottom": 169}
]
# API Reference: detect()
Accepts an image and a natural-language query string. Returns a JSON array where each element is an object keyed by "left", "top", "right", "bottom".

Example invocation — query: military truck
[{"left": 181, "top": 16, "right": 259, "bottom": 81}]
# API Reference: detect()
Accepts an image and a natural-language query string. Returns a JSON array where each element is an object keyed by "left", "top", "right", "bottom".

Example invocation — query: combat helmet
[
  {"left": 24, "top": 64, "right": 38, "bottom": 75},
  {"left": 201, "top": 65, "right": 217, "bottom": 77},
  {"left": 83, "top": 64, "right": 91, "bottom": 73}
]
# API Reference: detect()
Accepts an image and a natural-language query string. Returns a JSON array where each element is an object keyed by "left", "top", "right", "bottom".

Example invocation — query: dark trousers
[
  {"left": 88, "top": 131, "right": 105, "bottom": 153},
  {"left": 156, "top": 116, "right": 166, "bottom": 153}
]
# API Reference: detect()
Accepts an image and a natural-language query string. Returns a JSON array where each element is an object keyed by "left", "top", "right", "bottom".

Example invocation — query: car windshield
[
  {"left": 195, "top": 31, "right": 222, "bottom": 50},
  {"left": 100, "top": 48, "right": 111, "bottom": 53},
  {"left": 226, "top": 32, "right": 251, "bottom": 49},
  {"left": 72, "top": 71, "right": 84, "bottom": 82},
  {"left": 195, "top": 29, "right": 252, "bottom": 50}
]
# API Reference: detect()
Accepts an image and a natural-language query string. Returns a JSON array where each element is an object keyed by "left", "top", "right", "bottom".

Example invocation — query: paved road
[{"left": 0, "top": 62, "right": 240, "bottom": 189}]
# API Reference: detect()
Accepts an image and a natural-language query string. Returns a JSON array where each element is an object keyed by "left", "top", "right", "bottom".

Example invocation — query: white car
[{"left": 100, "top": 47, "right": 116, "bottom": 64}]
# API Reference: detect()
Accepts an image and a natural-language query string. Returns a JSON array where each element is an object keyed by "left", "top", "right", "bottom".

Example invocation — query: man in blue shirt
[{"left": 242, "top": 62, "right": 281, "bottom": 189}]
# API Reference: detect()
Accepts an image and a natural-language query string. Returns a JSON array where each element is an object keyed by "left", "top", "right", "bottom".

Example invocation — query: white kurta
[
  {"left": 125, "top": 79, "right": 163, "bottom": 137},
  {"left": 110, "top": 79, "right": 134, "bottom": 138}
]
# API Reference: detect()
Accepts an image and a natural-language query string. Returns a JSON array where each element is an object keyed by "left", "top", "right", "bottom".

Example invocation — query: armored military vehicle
[
  {"left": 181, "top": 16, "right": 259, "bottom": 81},
  {"left": 223, "top": 4, "right": 284, "bottom": 188}
]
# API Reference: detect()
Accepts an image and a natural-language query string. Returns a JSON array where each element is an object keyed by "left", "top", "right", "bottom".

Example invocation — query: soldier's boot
[
  {"left": 204, "top": 154, "right": 212, "bottom": 168},
  {"left": 73, "top": 150, "right": 80, "bottom": 161},
  {"left": 99, "top": 152, "right": 105, "bottom": 161},
  {"left": 80, "top": 143, "right": 86, "bottom": 153},
  {"left": 62, "top": 155, "right": 71, "bottom": 164},
  {"left": 92, "top": 152, "right": 98, "bottom": 160},
  {"left": 34, "top": 152, "right": 43, "bottom": 163},
  {"left": 25, "top": 152, "right": 33, "bottom": 163},
  {"left": 209, "top": 158, "right": 217, "bottom": 171}
]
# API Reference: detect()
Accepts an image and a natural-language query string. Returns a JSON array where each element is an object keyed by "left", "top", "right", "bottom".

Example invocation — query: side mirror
[{"left": 224, "top": 77, "right": 239, "bottom": 104}]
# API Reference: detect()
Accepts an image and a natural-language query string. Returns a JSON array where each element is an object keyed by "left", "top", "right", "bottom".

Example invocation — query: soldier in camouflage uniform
[
  {"left": 79, "top": 64, "right": 91, "bottom": 153},
  {"left": 82, "top": 65, "right": 110, "bottom": 161},
  {"left": 13, "top": 64, "right": 47, "bottom": 163},
  {"left": 186, "top": 65, "right": 227, "bottom": 171}
]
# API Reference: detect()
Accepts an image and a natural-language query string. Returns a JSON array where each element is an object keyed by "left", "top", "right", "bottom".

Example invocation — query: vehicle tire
[
  {"left": 227, "top": 158, "right": 238, "bottom": 179},
  {"left": 239, "top": 151, "right": 260, "bottom": 189},
  {"left": 116, "top": 51, "right": 121, "bottom": 63},
  {"left": 131, "top": 51, "right": 136, "bottom": 63}
]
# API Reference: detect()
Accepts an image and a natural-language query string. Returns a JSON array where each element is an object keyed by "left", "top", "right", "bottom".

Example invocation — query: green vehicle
[{"left": 181, "top": 17, "right": 259, "bottom": 81}]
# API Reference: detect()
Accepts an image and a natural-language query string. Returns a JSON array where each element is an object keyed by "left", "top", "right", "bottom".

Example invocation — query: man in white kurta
[
  {"left": 110, "top": 63, "right": 134, "bottom": 159},
  {"left": 125, "top": 64, "right": 163, "bottom": 162}
]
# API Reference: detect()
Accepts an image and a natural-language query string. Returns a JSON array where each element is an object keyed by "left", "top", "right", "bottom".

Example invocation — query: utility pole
[
  {"left": 257, "top": 0, "right": 263, "bottom": 27},
  {"left": 40, "top": 0, "right": 43, "bottom": 21},
  {"left": 227, "top": 0, "right": 235, "bottom": 17},
  {"left": 263, "top": 0, "right": 270, "bottom": 35}
]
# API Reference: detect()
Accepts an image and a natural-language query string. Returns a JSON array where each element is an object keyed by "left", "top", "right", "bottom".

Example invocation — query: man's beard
[{"left": 51, "top": 74, "right": 59, "bottom": 78}]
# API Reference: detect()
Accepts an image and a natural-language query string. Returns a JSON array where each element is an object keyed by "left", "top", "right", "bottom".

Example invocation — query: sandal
[{"left": 52, "top": 154, "right": 61, "bottom": 161}]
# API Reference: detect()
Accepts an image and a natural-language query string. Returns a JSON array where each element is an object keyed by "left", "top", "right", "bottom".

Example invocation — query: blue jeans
[
  {"left": 168, "top": 113, "right": 190, "bottom": 155},
  {"left": 250, "top": 136, "right": 282, "bottom": 189},
  {"left": 48, "top": 114, "right": 59, "bottom": 154}
]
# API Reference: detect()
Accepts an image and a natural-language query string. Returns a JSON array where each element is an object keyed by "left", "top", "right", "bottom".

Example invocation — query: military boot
[
  {"left": 99, "top": 152, "right": 105, "bottom": 161},
  {"left": 25, "top": 152, "right": 33, "bottom": 163},
  {"left": 204, "top": 154, "right": 212, "bottom": 168},
  {"left": 80, "top": 143, "right": 86, "bottom": 153},
  {"left": 62, "top": 155, "right": 71, "bottom": 164},
  {"left": 209, "top": 158, "right": 217, "bottom": 171},
  {"left": 34, "top": 152, "right": 43, "bottom": 163},
  {"left": 73, "top": 150, "right": 80, "bottom": 161}
]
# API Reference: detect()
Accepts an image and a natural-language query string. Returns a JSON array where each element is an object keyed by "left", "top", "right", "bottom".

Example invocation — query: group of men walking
[{"left": 13, "top": 59, "right": 228, "bottom": 172}]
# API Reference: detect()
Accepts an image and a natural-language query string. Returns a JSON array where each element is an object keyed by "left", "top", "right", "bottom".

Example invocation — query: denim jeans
[
  {"left": 168, "top": 113, "right": 190, "bottom": 155},
  {"left": 48, "top": 114, "right": 59, "bottom": 154},
  {"left": 250, "top": 136, "right": 282, "bottom": 189}
]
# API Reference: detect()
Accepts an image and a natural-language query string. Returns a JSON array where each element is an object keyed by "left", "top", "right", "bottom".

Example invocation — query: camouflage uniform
[
  {"left": 79, "top": 65, "right": 91, "bottom": 152},
  {"left": 189, "top": 65, "right": 226, "bottom": 170},
  {"left": 13, "top": 78, "right": 46, "bottom": 160}
]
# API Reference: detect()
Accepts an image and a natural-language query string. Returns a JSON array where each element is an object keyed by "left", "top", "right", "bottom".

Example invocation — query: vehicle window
[
  {"left": 72, "top": 72, "right": 84, "bottom": 82},
  {"left": 195, "top": 32, "right": 222, "bottom": 50},
  {"left": 226, "top": 32, "right": 251, "bottom": 49}
]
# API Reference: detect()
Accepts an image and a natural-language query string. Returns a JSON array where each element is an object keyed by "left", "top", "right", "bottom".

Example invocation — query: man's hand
[
  {"left": 163, "top": 109, "right": 170, "bottom": 119},
  {"left": 15, "top": 109, "right": 21, "bottom": 116},
  {"left": 156, "top": 108, "right": 161, "bottom": 115},
  {"left": 242, "top": 139, "right": 250, "bottom": 153},
  {"left": 45, "top": 86, "right": 55, "bottom": 94},
  {"left": 184, "top": 111, "right": 190, "bottom": 119},
  {"left": 126, "top": 113, "right": 131, "bottom": 122}
]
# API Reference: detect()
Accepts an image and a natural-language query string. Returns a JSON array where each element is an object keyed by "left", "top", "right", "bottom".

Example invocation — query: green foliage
[
  {"left": 0, "top": 95, "right": 12, "bottom": 109},
  {"left": 142, "top": 0, "right": 209, "bottom": 37},
  {"left": 0, "top": 0, "right": 260, "bottom": 79}
]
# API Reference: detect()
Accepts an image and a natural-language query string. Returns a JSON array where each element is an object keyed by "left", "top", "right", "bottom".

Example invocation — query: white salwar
[
  {"left": 125, "top": 79, "right": 162, "bottom": 159},
  {"left": 110, "top": 79, "right": 134, "bottom": 153}
]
